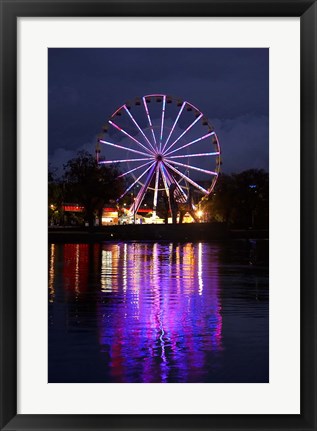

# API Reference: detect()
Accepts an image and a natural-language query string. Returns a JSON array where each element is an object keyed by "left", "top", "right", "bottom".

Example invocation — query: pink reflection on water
[
  {"left": 50, "top": 242, "right": 222, "bottom": 382},
  {"left": 62, "top": 244, "right": 89, "bottom": 294},
  {"left": 97, "top": 242, "right": 222, "bottom": 382}
]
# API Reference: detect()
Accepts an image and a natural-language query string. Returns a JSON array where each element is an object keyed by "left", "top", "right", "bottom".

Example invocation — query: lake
[{"left": 48, "top": 240, "right": 269, "bottom": 383}]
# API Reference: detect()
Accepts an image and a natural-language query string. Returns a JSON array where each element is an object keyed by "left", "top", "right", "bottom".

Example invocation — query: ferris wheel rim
[{"left": 98, "top": 94, "right": 221, "bottom": 216}]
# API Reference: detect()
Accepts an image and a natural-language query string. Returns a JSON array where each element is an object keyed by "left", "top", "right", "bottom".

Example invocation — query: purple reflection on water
[
  {"left": 48, "top": 240, "right": 269, "bottom": 383},
  {"left": 97, "top": 242, "right": 222, "bottom": 383}
]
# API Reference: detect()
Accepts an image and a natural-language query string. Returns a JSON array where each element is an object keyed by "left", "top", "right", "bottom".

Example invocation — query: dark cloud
[{"left": 48, "top": 48, "right": 268, "bottom": 174}]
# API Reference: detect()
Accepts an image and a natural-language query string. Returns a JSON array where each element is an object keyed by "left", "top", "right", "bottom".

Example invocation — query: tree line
[
  {"left": 49, "top": 150, "right": 268, "bottom": 229},
  {"left": 49, "top": 151, "right": 124, "bottom": 227},
  {"left": 204, "top": 169, "right": 269, "bottom": 229}
]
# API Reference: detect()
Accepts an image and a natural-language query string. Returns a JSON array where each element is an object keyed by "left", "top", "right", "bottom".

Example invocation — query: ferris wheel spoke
[
  {"left": 164, "top": 158, "right": 218, "bottom": 176},
  {"left": 163, "top": 161, "right": 209, "bottom": 195},
  {"left": 163, "top": 113, "right": 203, "bottom": 155},
  {"left": 159, "top": 163, "right": 170, "bottom": 198},
  {"left": 161, "top": 163, "right": 187, "bottom": 201},
  {"left": 109, "top": 120, "right": 155, "bottom": 155},
  {"left": 124, "top": 105, "right": 157, "bottom": 153},
  {"left": 117, "top": 160, "right": 154, "bottom": 178},
  {"left": 99, "top": 139, "right": 152, "bottom": 158},
  {"left": 152, "top": 163, "right": 161, "bottom": 217},
  {"left": 143, "top": 97, "right": 157, "bottom": 149},
  {"left": 174, "top": 184, "right": 188, "bottom": 202},
  {"left": 167, "top": 151, "right": 220, "bottom": 160},
  {"left": 159, "top": 95, "right": 166, "bottom": 152},
  {"left": 165, "top": 132, "right": 216, "bottom": 157},
  {"left": 129, "top": 163, "right": 157, "bottom": 214},
  {"left": 99, "top": 157, "right": 151, "bottom": 165},
  {"left": 118, "top": 161, "right": 156, "bottom": 200},
  {"left": 161, "top": 102, "right": 186, "bottom": 153},
  {"left": 160, "top": 165, "right": 186, "bottom": 211}
]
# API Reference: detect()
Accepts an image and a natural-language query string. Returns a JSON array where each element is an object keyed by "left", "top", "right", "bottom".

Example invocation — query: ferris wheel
[{"left": 97, "top": 94, "right": 221, "bottom": 218}]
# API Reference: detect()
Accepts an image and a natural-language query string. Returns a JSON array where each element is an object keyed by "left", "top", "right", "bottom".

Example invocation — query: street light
[{"left": 196, "top": 210, "right": 204, "bottom": 222}]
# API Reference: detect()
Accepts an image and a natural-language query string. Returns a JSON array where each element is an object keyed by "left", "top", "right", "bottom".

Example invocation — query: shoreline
[{"left": 48, "top": 223, "right": 268, "bottom": 243}]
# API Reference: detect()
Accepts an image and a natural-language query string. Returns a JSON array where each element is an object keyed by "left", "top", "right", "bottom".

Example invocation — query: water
[{"left": 48, "top": 240, "right": 269, "bottom": 383}]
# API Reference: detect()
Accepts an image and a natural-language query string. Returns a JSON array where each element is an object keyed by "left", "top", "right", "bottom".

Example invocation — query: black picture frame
[{"left": 1, "top": 1, "right": 316, "bottom": 430}]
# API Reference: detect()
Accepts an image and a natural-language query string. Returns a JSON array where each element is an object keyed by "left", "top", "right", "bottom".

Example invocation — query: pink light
[
  {"left": 159, "top": 164, "right": 170, "bottom": 198},
  {"left": 129, "top": 163, "right": 157, "bottom": 214},
  {"left": 165, "top": 131, "right": 216, "bottom": 156},
  {"left": 99, "top": 157, "right": 151, "bottom": 164},
  {"left": 160, "top": 163, "right": 187, "bottom": 201},
  {"left": 99, "top": 139, "right": 150, "bottom": 158},
  {"left": 163, "top": 113, "right": 203, "bottom": 154},
  {"left": 153, "top": 163, "right": 161, "bottom": 211},
  {"left": 161, "top": 164, "right": 173, "bottom": 188},
  {"left": 118, "top": 161, "right": 156, "bottom": 200},
  {"left": 109, "top": 120, "right": 155, "bottom": 155},
  {"left": 161, "top": 102, "right": 185, "bottom": 153},
  {"left": 124, "top": 105, "right": 157, "bottom": 153},
  {"left": 159, "top": 96, "right": 166, "bottom": 151},
  {"left": 142, "top": 97, "right": 157, "bottom": 147},
  {"left": 117, "top": 161, "right": 154, "bottom": 178},
  {"left": 167, "top": 151, "right": 220, "bottom": 160},
  {"left": 163, "top": 161, "right": 209, "bottom": 195},
  {"left": 164, "top": 158, "right": 218, "bottom": 176}
]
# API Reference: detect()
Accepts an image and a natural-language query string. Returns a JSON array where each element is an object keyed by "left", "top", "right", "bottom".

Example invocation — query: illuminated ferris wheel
[{"left": 97, "top": 94, "right": 221, "bottom": 218}]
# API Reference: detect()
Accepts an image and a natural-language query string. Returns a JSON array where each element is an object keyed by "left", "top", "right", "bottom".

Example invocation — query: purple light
[
  {"left": 164, "top": 158, "right": 218, "bottom": 176},
  {"left": 117, "top": 161, "right": 154, "bottom": 178},
  {"left": 159, "top": 96, "right": 166, "bottom": 152},
  {"left": 160, "top": 163, "right": 187, "bottom": 201},
  {"left": 95, "top": 242, "right": 223, "bottom": 382},
  {"left": 99, "top": 139, "right": 150, "bottom": 158},
  {"left": 101, "top": 95, "right": 221, "bottom": 219},
  {"left": 161, "top": 102, "right": 185, "bottom": 153},
  {"left": 109, "top": 120, "right": 155, "bottom": 155},
  {"left": 163, "top": 113, "right": 203, "bottom": 154},
  {"left": 129, "top": 163, "right": 157, "bottom": 214},
  {"left": 159, "top": 163, "right": 171, "bottom": 186},
  {"left": 142, "top": 97, "right": 157, "bottom": 147},
  {"left": 167, "top": 151, "right": 220, "bottom": 160},
  {"left": 118, "top": 161, "right": 156, "bottom": 200},
  {"left": 163, "top": 161, "right": 209, "bottom": 194},
  {"left": 165, "top": 132, "right": 216, "bottom": 156},
  {"left": 153, "top": 163, "right": 161, "bottom": 214},
  {"left": 159, "top": 164, "right": 171, "bottom": 198},
  {"left": 124, "top": 105, "right": 157, "bottom": 153},
  {"left": 99, "top": 157, "right": 151, "bottom": 164}
]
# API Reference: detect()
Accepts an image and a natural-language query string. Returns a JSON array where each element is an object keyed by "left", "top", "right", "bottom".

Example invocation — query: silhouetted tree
[
  {"left": 206, "top": 169, "right": 269, "bottom": 228},
  {"left": 233, "top": 169, "right": 269, "bottom": 228},
  {"left": 207, "top": 173, "right": 237, "bottom": 225},
  {"left": 48, "top": 164, "right": 64, "bottom": 225},
  {"left": 63, "top": 151, "right": 124, "bottom": 227}
]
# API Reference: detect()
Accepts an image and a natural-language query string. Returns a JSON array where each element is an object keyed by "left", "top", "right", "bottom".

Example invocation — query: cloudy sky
[{"left": 48, "top": 48, "right": 268, "bottom": 176}]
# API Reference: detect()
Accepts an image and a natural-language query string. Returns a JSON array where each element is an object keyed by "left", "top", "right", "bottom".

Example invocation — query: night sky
[{"left": 48, "top": 48, "right": 269, "bottom": 175}]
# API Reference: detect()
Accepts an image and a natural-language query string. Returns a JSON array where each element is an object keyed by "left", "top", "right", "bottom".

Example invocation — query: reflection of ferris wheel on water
[{"left": 97, "top": 94, "right": 221, "bottom": 217}]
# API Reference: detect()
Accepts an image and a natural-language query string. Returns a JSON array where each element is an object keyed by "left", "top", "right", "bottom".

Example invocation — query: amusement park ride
[{"left": 96, "top": 94, "right": 221, "bottom": 223}]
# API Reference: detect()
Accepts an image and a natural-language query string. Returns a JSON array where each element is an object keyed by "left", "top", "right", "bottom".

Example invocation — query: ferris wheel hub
[{"left": 156, "top": 154, "right": 163, "bottom": 161}]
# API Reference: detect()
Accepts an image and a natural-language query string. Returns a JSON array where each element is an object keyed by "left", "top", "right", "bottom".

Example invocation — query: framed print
[{"left": 0, "top": 0, "right": 316, "bottom": 430}]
